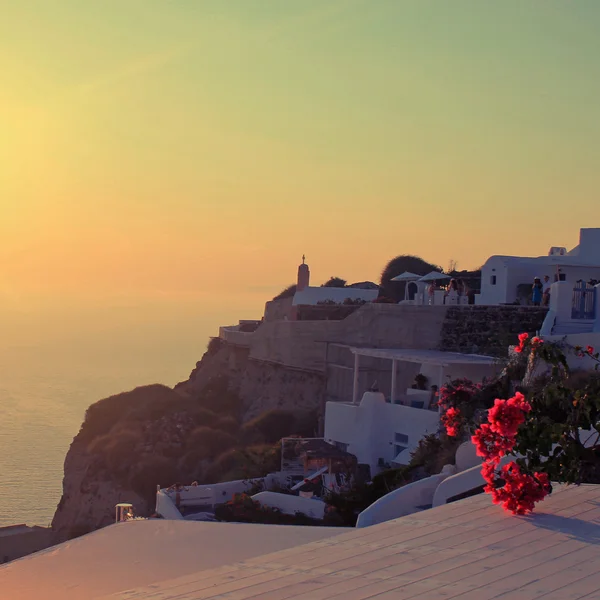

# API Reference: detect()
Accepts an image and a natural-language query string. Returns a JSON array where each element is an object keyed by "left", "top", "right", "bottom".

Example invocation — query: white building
[
  {"left": 324, "top": 347, "right": 499, "bottom": 475},
  {"left": 478, "top": 227, "right": 600, "bottom": 305},
  {"left": 291, "top": 256, "right": 379, "bottom": 311},
  {"left": 541, "top": 279, "right": 600, "bottom": 337}
]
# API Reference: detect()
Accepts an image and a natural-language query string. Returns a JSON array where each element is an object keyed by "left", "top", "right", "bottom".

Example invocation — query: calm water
[{"left": 0, "top": 297, "right": 249, "bottom": 527}]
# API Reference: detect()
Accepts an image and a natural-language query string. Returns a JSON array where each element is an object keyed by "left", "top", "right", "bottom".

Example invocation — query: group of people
[
  {"left": 427, "top": 278, "right": 470, "bottom": 304},
  {"left": 532, "top": 275, "right": 552, "bottom": 306}
]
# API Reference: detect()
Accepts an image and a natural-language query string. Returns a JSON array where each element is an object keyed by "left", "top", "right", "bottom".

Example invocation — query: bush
[
  {"left": 186, "top": 427, "right": 237, "bottom": 458},
  {"left": 88, "top": 429, "right": 143, "bottom": 474},
  {"left": 321, "top": 277, "right": 347, "bottom": 288},
  {"left": 81, "top": 385, "right": 193, "bottom": 440},
  {"left": 214, "top": 416, "right": 240, "bottom": 435},
  {"left": 204, "top": 444, "right": 281, "bottom": 483},
  {"left": 197, "top": 376, "right": 243, "bottom": 418},
  {"left": 128, "top": 455, "right": 181, "bottom": 504},
  {"left": 378, "top": 255, "right": 442, "bottom": 302},
  {"left": 272, "top": 284, "right": 296, "bottom": 300},
  {"left": 241, "top": 409, "right": 316, "bottom": 445}
]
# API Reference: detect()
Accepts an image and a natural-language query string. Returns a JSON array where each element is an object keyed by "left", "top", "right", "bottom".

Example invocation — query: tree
[
  {"left": 378, "top": 255, "right": 441, "bottom": 302},
  {"left": 321, "top": 277, "right": 347, "bottom": 288},
  {"left": 272, "top": 284, "right": 296, "bottom": 301}
]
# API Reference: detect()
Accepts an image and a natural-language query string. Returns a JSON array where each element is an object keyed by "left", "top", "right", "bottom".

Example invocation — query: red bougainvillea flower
[
  {"left": 586, "top": 345, "right": 595, "bottom": 355},
  {"left": 514, "top": 332, "right": 530, "bottom": 354},
  {"left": 531, "top": 337, "right": 543, "bottom": 348},
  {"left": 442, "top": 407, "right": 462, "bottom": 437},
  {"left": 485, "top": 462, "right": 550, "bottom": 515},
  {"left": 471, "top": 423, "right": 515, "bottom": 465},
  {"left": 487, "top": 393, "right": 531, "bottom": 438},
  {"left": 507, "top": 391, "right": 532, "bottom": 413}
]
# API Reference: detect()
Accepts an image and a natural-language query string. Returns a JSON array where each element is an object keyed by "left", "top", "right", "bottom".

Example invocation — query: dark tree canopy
[
  {"left": 272, "top": 284, "right": 296, "bottom": 301},
  {"left": 379, "top": 255, "right": 441, "bottom": 302},
  {"left": 321, "top": 277, "right": 347, "bottom": 288}
]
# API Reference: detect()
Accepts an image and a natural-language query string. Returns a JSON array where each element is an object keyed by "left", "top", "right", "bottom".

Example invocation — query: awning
[{"left": 349, "top": 347, "right": 497, "bottom": 367}]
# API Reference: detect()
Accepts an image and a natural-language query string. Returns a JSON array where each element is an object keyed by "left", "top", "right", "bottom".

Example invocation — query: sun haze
[{"left": 2, "top": 0, "right": 599, "bottom": 311}]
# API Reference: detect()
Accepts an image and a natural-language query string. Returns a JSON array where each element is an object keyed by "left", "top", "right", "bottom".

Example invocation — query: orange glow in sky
[{"left": 1, "top": 1, "right": 599, "bottom": 314}]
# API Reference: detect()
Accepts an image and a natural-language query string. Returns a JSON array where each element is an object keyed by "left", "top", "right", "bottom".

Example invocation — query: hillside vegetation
[{"left": 80, "top": 375, "right": 317, "bottom": 507}]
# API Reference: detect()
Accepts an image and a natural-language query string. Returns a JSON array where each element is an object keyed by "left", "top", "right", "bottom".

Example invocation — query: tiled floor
[{"left": 105, "top": 484, "right": 600, "bottom": 599}]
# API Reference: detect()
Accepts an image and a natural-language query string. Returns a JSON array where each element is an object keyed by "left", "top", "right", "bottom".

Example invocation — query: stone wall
[
  {"left": 0, "top": 525, "right": 52, "bottom": 563},
  {"left": 439, "top": 305, "right": 549, "bottom": 356},
  {"left": 219, "top": 325, "right": 254, "bottom": 347},
  {"left": 296, "top": 304, "right": 362, "bottom": 321},
  {"left": 248, "top": 319, "right": 344, "bottom": 372},
  {"left": 263, "top": 297, "right": 293, "bottom": 322}
]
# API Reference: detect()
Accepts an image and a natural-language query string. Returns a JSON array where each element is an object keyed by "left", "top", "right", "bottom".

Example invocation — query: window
[
  {"left": 490, "top": 275, "right": 497, "bottom": 285},
  {"left": 333, "top": 441, "right": 348, "bottom": 453},
  {"left": 394, "top": 433, "right": 408, "bottom": 444},
  {"left": 394, "top": 433, "right": 409, "bottom": 458},
  {"left": 394, "top": 444, "right": 407, "bottom": 456}
]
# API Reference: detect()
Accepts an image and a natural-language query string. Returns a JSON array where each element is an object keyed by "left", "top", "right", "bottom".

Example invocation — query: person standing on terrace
[
  {"left": 427, "top": 281, "right": 435, "bottom": 305},
  {"left": 532, "top": 277, "right": 543, "bottom": 306},
  {"left": 542, "top": 275, "right": 551, "bottom": 306}
]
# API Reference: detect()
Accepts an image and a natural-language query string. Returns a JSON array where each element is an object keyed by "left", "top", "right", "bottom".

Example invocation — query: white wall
[
  {"left": 356, "top": 471, "right": 453, "bottom": 528},
  {"left": 292, "top": 286, "right": 378, "bottom": 306},
  {"left": 541, "top": 281, "right": 600, "bottom": 335},
  {"left": 481, "top": 255, "right": 600, "bottom": 306},
  {"left": 155, "top": 492, "right": 184, "bottom": 520},
  {"left": 324, "top": 394, "right": 440, "bottom": 474}
]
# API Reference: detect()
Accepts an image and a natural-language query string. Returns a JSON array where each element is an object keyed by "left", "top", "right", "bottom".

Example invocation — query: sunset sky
[{"left": 2, "top": 0, "right": 599, "bottom": 315}]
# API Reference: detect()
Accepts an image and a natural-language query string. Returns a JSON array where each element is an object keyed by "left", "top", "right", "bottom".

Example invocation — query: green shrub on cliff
[
  {"left": 241, "top": 409, "right": 317, "bottom": 445},
  {"left": 82, "top": 385, "right": 191, "bottom": 440},
  {"left": 186, "top": 427, "right": 237, "bottom": 458},
  {"left": 128, "top": 455, "right": 182, "bottom": 502},
  {"left": 196, "top": 376, "right": 243, "bottom": 418},
  {"left": 204, "top": 444, "right": 281, "bottom": 483},
  {"left": 272, "top": 284, "right": 296, "bottom": 301}
]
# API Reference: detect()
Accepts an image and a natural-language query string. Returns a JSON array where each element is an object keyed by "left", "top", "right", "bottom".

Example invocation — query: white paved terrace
[{"left": 103, "top": 483, "right": 600, "bottom": 600}]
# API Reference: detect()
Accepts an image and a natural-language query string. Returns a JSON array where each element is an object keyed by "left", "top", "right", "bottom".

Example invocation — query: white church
[{"left": 478, "top": 227, "right": 600, "bottom": 305}]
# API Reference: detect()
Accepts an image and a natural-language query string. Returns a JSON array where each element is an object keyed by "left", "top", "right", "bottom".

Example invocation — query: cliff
[
  {"left": 52, "top": 303, "right": 548, "bottom": 542},
  {"left": 52, "top": 341, "right": 323, "bottom": 542}
]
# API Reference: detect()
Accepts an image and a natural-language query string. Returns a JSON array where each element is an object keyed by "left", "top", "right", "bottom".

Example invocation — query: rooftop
[
  {"left": 102, "top": 483, "right": 600, "bottom": 599},
  {"left": 349, "top": 346, "right": 499, "bottom": 366},
  {"left": 5, "top": 484, "right": 600, "bottom": 599}
]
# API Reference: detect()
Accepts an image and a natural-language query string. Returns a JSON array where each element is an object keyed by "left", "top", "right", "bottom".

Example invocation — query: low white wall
[
  {"left": 251, "top": 492, "right": 326, "bottom": 520},
  {"left": 432, "top": 455, "right": 512, "bottom": 507},
  {"left": 356, "top": 471, "right": 452, "bottom": 529},
  {"left": 155, "top": 492, "right": 184, "bottom": 520},
  {"left": 157, "top": 479, "right": 263, "bottom": 519},
  {"left": 292, "top": 287, "right": 378, "bottom": 306}
]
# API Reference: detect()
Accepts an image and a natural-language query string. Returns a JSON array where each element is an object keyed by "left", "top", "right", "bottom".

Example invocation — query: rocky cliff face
[
  {"left": 52, "top": 340, "right": 325, "bottom": 542},
  {"left": 176, "top": 338, "right": 326, "bottom": 421}
]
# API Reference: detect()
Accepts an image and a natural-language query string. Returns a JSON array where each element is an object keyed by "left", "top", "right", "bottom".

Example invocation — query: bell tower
[{"left": 297, "top": 254, "right": 310, "bottom": 291}]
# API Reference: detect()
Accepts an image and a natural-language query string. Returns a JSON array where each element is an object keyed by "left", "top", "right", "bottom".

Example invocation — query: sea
[{"left": 0, "top": 295, "right": 250, "bottom": 527}]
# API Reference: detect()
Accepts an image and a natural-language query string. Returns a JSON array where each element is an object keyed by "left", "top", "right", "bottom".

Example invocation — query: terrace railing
[{"left": 571, "top": 281, "right": 596, "bottom": 320}]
